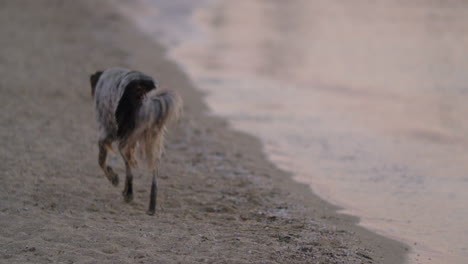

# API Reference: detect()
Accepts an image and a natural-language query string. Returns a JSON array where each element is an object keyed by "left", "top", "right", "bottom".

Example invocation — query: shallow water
[{"left": 118, "top": 1, "right": 468, "bottom": 263}]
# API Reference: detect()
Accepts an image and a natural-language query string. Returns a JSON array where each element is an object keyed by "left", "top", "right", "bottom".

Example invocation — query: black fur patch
[
  {"left": 115, "top": 79, "right": 156, "bottom": 139},
  {"left": 90, "top": 71, "right": 103, "bottom": 97}
]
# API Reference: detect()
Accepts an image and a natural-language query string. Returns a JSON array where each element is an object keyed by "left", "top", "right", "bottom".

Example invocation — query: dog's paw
[
  {"left": 122, "top": 191, "right": 133, "bottom": 203},
  {"left": 106, "top": 167, "right": 119, "bottom": 186},
  {"left": 111, "top": 176, "right": 119, "bottom": 186},
  {"left": 146, "top": 209, "right": 155, "bottom": 216}
]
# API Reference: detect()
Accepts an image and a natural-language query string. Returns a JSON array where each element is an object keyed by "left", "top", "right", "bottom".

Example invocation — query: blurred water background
[{"left": 117, "top": 1, "right": 468, "bottom": 263}]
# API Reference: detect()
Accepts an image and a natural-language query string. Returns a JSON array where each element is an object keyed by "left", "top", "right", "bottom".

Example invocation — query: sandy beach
[{"left": 0, "top": 1, "right": 406, "bottom": 263}]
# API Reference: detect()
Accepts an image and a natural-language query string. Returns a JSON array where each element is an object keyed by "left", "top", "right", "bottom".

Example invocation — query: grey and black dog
[{"left": 90, "top": 68, "right": 181, "bottom": 215}]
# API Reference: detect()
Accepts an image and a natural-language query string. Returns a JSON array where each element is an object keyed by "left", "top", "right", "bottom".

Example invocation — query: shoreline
[{"left": 0, "top": 1, "right": 407, "bottom": 263}]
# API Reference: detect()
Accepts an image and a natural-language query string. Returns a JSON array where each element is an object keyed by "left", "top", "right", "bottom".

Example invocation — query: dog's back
[{"left": 92, "top": 68, "right": 157, "bottom": 141}]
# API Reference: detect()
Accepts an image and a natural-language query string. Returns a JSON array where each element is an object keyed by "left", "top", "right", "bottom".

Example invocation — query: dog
[{"left": 90, "top": 68, "right": 181, "bottom": 215}]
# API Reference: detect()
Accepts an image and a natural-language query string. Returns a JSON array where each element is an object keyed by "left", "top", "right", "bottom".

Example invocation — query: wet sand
[{"left": 0, "top": 0, "right": 407, "bottom": 263}]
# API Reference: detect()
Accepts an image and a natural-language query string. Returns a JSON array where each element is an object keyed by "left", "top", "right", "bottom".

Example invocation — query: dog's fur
[{"left": 90, "top": 68, "right": 181, "bottom": 215}]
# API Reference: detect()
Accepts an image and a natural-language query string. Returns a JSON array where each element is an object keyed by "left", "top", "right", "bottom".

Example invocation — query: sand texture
[{"left": 0, "top": 1, "right": 406, "bottom": 263}]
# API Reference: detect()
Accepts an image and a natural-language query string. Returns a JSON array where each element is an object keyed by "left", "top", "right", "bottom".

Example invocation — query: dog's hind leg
[
  {"left": 98, "top": 137, "right": 119, "bottom": 186},
  {"left": 147, "top": 163, "right": 159, "bottom": 216},
  {"left": 119, "top": 143, "right": 134, "bottom": 203}
]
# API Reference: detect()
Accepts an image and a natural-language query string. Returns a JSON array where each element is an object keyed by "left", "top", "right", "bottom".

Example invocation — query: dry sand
[{"left": 0, "top": 1, "right": 407, "bottom": 263}]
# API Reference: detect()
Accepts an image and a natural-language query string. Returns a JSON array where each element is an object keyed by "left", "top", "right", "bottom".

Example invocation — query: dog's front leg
[{"left": 119, "top": 144, "right": 134, "bottom": 203}]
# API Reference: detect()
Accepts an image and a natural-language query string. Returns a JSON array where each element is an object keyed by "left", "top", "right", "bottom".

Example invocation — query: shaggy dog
[{"left": 90, "top": 68, "right": 181, "bottom": 215}]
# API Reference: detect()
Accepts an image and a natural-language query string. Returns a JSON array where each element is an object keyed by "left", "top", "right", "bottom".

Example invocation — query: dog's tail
[{"left": 136, "top": 89, "right": 182, "bottom": 170}]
